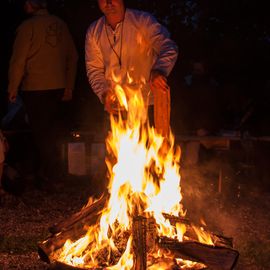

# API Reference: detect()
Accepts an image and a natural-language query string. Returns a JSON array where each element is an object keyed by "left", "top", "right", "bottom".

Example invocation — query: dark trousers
[{"left": 22, "top": 89, "right": 64, "bottom": 181}]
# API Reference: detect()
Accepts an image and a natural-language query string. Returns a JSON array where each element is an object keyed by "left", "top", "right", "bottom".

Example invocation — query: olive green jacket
[{"left": 8, "top": 9, "right": 78, "bottom": 95}]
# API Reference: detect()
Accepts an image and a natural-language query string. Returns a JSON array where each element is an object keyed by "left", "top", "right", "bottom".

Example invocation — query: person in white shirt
[{"left": 85, "top": 0, "right": 178, "bottom": 114}]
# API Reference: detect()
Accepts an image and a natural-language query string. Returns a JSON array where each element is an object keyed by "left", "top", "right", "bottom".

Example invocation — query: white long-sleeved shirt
[{"left": 85, "top": 8, "right": 178, "bottom": 105}]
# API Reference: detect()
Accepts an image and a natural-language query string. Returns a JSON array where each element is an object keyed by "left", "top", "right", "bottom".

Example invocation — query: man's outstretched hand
[{"left": 102, "top": 90, "right": 119, "bottom": 114}]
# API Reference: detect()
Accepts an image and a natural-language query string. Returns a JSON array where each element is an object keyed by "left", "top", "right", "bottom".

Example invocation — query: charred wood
[
  {"left": 163, "top": 213, "right": 233, "bottom": 248},
  {"left": 49, "top": 194, "right": 108, "bottom": 234},
  {"left": 39, "top": 202, "right": 238, "bottom": 269},
  {"left": 38, "top": 224, "right": 89, "bottom": 264},
  {"left": 132, "top": 216, "right": 147, "bottom": 270},
  {"left": 38, "top": 195, "right": 108, "bottom": 263},
  {"left": 158, "top": 237, "right": 239, "bottom": 270}
]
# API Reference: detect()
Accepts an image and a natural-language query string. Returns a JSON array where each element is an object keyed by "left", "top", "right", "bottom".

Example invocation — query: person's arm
[
  {"left": 62, "top": 24, "right": 79, "bottom": 101},
  {"left": 8, "top": 21, "right": 32, "bottom": 103},
  {"left": 141, "top": 13, "right": 178, "bottom": 91},
  {"left": 85, "top": 25, "right": 109, "bottom": 104},
  {"left": 85, "top": 26, "right": 120, "bottom": 114},
  {"left": 145, "top": 14, "right": 178, "bottom": 76}
]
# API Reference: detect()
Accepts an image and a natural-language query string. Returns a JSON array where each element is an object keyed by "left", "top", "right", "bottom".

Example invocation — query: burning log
[
  {"left": 163, "top": 213, "right": 233, "bottom": 249},
  {"left": 132, "top": 216, "right": 147, "bottom": 270},
  {"left": 38, "top": 194, "right": 108, "bottom": 263},
  {"left": 39, "top": 207, "right": 238, "bottom": 269},
  {"left": 38, "top": 222, "right": 88, "bottom": 264},
  {"left": 158, "top": 237, "right": 239, "bottom": 270},
  {"left": 49, "top": 194, "right": 108, "bottom": 234},
  {"left": 132, "top": 216, "right": 158, "bottom": 270},
  {"left": 131, "top": 215, "right": 237, "bottom": 270}
]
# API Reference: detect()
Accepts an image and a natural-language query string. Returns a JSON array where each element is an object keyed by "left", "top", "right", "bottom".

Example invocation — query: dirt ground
[{"left": 0, "top": 142, "right": 270, "bottom": 270}]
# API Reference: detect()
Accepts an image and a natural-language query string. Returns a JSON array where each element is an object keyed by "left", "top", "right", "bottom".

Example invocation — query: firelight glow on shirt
[{"left": 85, "top": 8, "right": 178, "bottom": 105}]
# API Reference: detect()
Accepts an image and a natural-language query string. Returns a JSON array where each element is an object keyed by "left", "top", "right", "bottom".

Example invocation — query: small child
[{"left": 0, "top": 130, "right": 8, "bottom": 195}]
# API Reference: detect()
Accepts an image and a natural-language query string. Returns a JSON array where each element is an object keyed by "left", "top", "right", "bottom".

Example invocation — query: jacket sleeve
[
  {"left": 85, "top": 26, "right": 108, "bottom": 103},
  {"left": 64, "top": 24, "right": 78, "bottom": 93},
  {"left": 141, "top": 13, "right": 178, "bottom": 76},
  {"left": 8, "top": 22, "right": 33, "bottom": 95}
]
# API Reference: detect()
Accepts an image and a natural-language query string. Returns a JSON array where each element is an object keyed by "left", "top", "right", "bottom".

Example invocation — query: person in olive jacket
[{"left": 7, "top": 0, "right": 78, "bottom": 187}]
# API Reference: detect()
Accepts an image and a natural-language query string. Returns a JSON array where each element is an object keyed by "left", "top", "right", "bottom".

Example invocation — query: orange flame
[{"left": 54, "top": 72, "right": 213, "bottom": 269}]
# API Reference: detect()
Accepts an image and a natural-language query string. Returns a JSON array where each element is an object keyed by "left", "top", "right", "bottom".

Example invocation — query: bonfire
[{"left": 38, "top": 74, "right": 238, "bottom": 270}]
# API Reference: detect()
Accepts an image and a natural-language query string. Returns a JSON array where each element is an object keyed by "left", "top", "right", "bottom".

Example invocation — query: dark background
[
  {"left": 1, "top": 0, "right": 270, "bottom": 136},
  {"left": 0, "top": 4, "right": 270, "bottom": 269}
]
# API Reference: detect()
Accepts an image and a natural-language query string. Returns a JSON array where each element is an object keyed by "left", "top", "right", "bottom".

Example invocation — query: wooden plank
[
  {"left": 39, "top": 194, "right": 109, "bottom": 264},
  {"left": 158, "top": 237, "right": 239, "bottom": 270},
  {"left": 154, "top": 86, "right": 171, "bottom": 137},
  {"left": 162, "top": 213, "right": 233, "bottom": 248},
  {"left": 132, "top": 216, "right": 147, "bottom": 270},
  {"left": 49, "top": 194, "right": 108, "bottom": 234}
]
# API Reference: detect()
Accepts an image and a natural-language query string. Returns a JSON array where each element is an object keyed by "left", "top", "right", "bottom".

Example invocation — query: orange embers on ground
[{"left": 51, "top": 75, "right": 213, "bottom": 269}]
